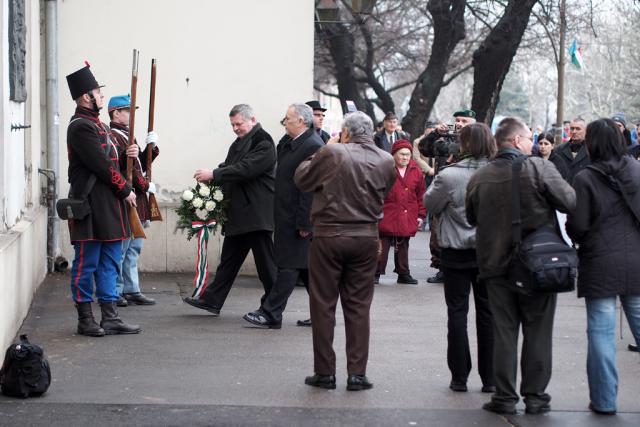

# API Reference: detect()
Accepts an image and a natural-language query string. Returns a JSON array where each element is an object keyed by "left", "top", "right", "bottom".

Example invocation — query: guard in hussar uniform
[
  {"left": 65, "top": 64, "right": 141, "bottom": 337},
  {"left": 107, "top": 95, "right": 159, "bottom": 307}
]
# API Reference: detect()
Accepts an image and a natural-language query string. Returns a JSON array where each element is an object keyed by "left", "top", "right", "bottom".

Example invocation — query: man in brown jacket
[
  {"left": 466, "top": 117, "right": 575, "bottom": 415},
  {"left": 294, "top": 111, "right": 396, "bottom": 391}
]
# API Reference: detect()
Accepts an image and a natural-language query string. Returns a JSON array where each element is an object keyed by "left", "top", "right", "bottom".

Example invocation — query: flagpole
[{"left": 555, "top": 0, "right": 567, "bottom": 146}]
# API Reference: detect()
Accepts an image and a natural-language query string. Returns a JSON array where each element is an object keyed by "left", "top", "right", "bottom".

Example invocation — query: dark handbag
[
  {"left": 56, "top": 175, "right": 96, "bottom": 220},
  {"left": 0, "top": 335, "right": 51, "bottom": 398},
  {"left": 507, "top": 156, "right": 577, "bottom": 293}
]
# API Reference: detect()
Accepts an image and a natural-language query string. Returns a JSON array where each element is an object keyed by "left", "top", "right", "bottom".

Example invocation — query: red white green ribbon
[{"left": 191, "top": 220, "right": 217, "bottom": 298}]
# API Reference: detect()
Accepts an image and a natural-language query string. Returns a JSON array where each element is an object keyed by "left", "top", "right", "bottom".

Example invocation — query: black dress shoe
[
  {"left": 346, "top": 374, "right": 373, "bottom": 391},
  {"left": 374, "top": 275, "right": 380, "bottom": 285},
  {"left": 183, "top": 297, "right": 220, "bottom": 316},
  {"left": 525, "top": 403, "right": 551, "bottom": 414},
  {"left": 124, "top": 292, "right": 156, "bottom": 305},
  {"left": 427, "top": 271, "right": 444, "bottom": 283},
  {"left": 116, "top": 296, "right": 128, "bottom": 307},
  {"left": 449, "top": 381, "right": 467, "bottom": 392},
  {"left": 296, "top": 318, "right": 312, "bottom": 327},
  {"left": 304, "top": 374, "right": 336, "bottom": 389},
  {"left": 588, "top": 402, "right": 616, "bottom": 415},
  {"left": 481, "top": 385, "right": 496, "bottom": 393},
  {"left": 243, "top": 311, "right": 281, "bottom": 329},
  {"left": 482, "top": 401, "right": 517, "bottom": 415},
  {"left": 397, "top": 274, "right": 418, "bottom": 285},
  {"left": 629, "top": 343, "right": 639, "bottom": 352}
]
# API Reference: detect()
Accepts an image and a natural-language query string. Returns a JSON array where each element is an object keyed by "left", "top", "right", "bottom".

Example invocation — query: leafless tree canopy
[{"left": 314, "top": 0, "right": 638, "bottom": 132}]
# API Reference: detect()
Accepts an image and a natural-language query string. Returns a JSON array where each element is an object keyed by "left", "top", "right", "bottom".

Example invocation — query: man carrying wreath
[{"left": 185, "top": 104, "right": 277, "bottom": 317}]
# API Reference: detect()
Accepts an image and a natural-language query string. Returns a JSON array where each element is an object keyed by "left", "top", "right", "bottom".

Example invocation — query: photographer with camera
[{"left": 420, "top": 109, "right": 476, "bottom": 284}]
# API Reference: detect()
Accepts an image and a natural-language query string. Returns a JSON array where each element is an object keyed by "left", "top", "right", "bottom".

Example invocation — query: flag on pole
[{"left": 569, "top": 39, "right": 585, "bottom": 71}]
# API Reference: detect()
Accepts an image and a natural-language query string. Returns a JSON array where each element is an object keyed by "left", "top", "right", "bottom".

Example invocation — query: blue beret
[{"left": 108, "top": 94, "right": 136, "bottom": 112}]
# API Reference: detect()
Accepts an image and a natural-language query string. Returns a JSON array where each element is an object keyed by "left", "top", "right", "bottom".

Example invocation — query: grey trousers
[{"left": 486, "top": 277, "right": 557, "bottom": 408}]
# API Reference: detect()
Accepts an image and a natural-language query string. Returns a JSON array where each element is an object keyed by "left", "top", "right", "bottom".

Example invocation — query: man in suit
[
  {"left": 549, "top": 117, "right": 589, "bottom": 184},
  {"left": 374, "top": 112, "right": 409, "bottom": 152},
  {"left": 306, "top": 100, "right": 330, "bottom": 143},
  {"left": 185, "top": 104, "right": 277, "bottom": 317},
  {"left": 242, "top": 103, "right": 324, "bottom": 329}
]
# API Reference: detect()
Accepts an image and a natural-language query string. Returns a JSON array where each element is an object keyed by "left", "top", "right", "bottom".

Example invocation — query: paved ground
[{"left": 1, "top": 231, "right": 639, "bottom": 426}]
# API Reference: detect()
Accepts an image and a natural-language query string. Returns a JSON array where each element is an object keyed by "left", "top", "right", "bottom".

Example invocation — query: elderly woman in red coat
[{"left": 376, "top": 140, "right": 427, "bottom": 285}]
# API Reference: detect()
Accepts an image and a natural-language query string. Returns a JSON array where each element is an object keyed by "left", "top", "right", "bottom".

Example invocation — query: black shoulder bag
[
  {"left": 56, "top": 175, "right": 96, "bottom": 220},
  {"left": 56, "top": 118, "right": 110, "bottom": 220},
  {"left": 507, "top": 156, "right": 577, "bottom": 293}
]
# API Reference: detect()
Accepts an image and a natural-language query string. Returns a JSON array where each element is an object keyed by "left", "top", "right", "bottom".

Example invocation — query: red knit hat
[{"left": 391, "top": 139, "right": 413, "bottom": 155}]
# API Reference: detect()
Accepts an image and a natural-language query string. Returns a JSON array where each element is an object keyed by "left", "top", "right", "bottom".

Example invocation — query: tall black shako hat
[{"left": 66, "top": 61, "right": 103, "bottom": 100}]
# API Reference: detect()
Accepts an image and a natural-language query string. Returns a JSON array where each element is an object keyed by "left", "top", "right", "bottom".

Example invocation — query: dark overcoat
[
  {"left": 566, "top": 156, "right": 640, "bottom": 298},
  {"left": 66, "top": 107, "right": 132, "bottom": 242},
  {"left": 549, "top": 142, "right": 590, "bottom": 184},
  {"left": 273, "top": 128, "right": 324, "bottom": 268},
  {"left": 212, "top": 123, "right": 276, "bottom": 236}
]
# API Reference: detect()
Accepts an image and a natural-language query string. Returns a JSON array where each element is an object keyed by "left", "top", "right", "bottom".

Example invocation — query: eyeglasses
[{"left": 280, "top": 116, "right": 298, "bottom": 126}]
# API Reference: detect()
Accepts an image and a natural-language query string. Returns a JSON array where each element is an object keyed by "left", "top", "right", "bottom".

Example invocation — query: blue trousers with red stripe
[{"left": 70, "top": 241, "right": 122, "bottom": 303}]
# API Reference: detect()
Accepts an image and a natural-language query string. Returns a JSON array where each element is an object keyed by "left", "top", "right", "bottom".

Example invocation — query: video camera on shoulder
[{"left": 419, "top": 124, "right": 457, "bottom": 158}]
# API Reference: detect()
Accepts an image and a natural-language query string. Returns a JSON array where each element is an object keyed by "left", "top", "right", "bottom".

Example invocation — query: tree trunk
[
  {"left": 357, "top": 16, "right": 396, "bottom": 115},
  {"left": 402, "top": 0, "right": 466, "bottom": 139},
  {"left": 321, "top": 22, "right": 368, "bottom": 114},
  {"left": 470, "top": 0, "right": 538, "bottom": 125}
]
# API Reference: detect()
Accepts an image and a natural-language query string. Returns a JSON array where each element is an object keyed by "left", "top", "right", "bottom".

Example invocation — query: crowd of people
[{"left": 62, "top": 62, "right": 639, "bottom": 416}]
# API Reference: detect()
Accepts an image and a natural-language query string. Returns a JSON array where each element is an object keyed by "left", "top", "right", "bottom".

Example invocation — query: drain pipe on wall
[{"left": 44, "top": 0, "right": 67, "bottom": 272}]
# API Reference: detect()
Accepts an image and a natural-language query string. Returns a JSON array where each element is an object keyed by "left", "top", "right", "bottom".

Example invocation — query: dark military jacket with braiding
[{"left": 66, "top": 107, "right": 132, "bottom": 242}]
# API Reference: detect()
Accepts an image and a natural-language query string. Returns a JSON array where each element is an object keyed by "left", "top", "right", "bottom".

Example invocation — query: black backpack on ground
[{"left": 0, "top": 334, "right": 51, "bottom": 398}]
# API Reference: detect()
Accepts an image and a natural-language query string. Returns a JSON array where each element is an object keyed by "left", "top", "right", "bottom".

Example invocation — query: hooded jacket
[{"left": 567, "top": 155, "right": 640, "bottom": 298}]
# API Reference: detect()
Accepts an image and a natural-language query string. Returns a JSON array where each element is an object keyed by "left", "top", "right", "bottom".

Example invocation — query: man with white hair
[
  {"left": 186, "top": 104, "right": 277, "bottom": 317},
  {"left": 295, "top": 111, "right": 396, "bottom": 391},
  {"left": 243, "top": 103, "right": 324, "bottom": 329}
]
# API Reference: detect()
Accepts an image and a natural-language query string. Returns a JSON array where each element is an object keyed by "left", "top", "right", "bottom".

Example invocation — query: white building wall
[
  {"left": 57, "top": 0, "right": 315, "bottom": 272},
  {"left": 0, "top": 0, "right": 48, "bottom": 350}
]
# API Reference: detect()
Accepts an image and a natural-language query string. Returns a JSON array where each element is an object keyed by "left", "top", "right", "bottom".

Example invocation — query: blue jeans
[
  {"left": 586, "top": 295, "right": 640, "bottom": 412},
  {"left": 70, "top": 241, "right": 122, "bottom": 303},
  {"left": 116, "top": 237, "right": 144, "bottom": 295}
]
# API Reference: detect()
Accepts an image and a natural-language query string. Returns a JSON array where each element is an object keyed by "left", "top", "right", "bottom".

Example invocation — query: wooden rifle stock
[
  {"left": 126, "top": 49, "right": 146, "bottom": 239},
  {"left": 147, "top": 58, "right": 162, "bottom": 221}
]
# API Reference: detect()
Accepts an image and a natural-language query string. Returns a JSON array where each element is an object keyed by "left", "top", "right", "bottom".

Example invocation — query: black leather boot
[
  {"left": 100, "top": 301, "right": 142, "bottom": 335},
  {"left": 75, "top": 302, "right": 105, "bottom": 337}
]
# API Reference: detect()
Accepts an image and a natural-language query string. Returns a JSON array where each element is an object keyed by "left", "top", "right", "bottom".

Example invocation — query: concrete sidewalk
[{"left": 1, "top": 231, "right": 639, "bottom": 426}]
